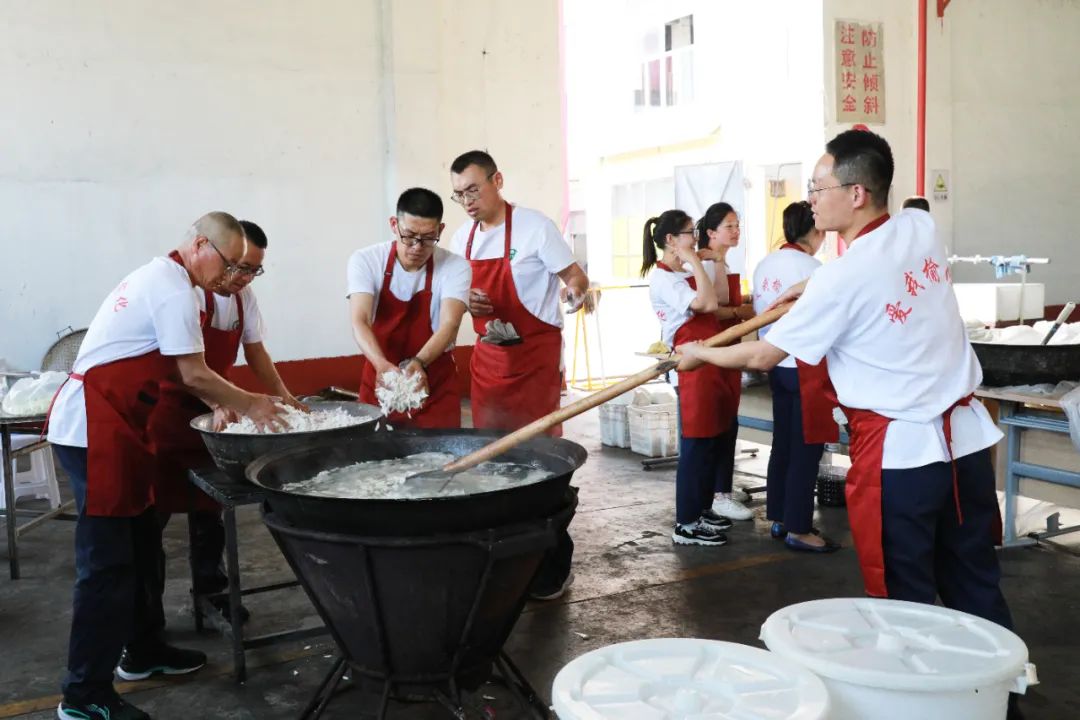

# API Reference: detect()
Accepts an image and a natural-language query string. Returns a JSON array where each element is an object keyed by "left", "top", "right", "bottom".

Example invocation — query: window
[
  {"left": 610, "top": 177, "right": 675, "bottom": 279},
  {"left": 634, "top": 15, "right": 694, "bottom": 109}
]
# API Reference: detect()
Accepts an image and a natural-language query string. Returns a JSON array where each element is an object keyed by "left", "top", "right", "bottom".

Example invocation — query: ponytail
[
  {"left": 640, "top": 210, "right": 692, "bottom": 278},
  {"left": 640, "top": 216, "right": 661, "bottom": 277}
]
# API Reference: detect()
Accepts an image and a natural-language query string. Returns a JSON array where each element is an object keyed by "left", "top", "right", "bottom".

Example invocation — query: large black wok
[
  {"left": 245, "top": 428, "right": 588, "bottom": 535},
  {"left": 971, "top": 342, "right": 1080, "bottom": 387},
  {"left": 190, "top": 401, "right": 382, "bottom": 481}
]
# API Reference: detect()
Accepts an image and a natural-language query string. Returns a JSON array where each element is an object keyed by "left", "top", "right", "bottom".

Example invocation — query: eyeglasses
[
  {"left": 807, "top": 180, "right": 855, "bottom": 196},
  {"left": 674, "top": 229, "right": 699, "bottom": 239},
  {"left": 231, "top": 264, "right": 265, "bottom": 278},
  {"left": 397, "top": 230, "right": 441, "bottom": 248},
  {"left": 205, "top": 237, "right": 241, "bottom": 275},
  {"left": 450, "top": 172, "right": 497, "bottom": 205}
]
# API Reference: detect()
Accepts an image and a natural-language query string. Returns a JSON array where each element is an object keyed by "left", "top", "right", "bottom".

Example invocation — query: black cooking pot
[
  {"left": 245, "top": 428, "right": 588, "bottom": 535},
  {"left": 190, "top": 401, "right": 382, "bottom": 481},
  {"left": 971, "top": 342, "right": 1080, "bottom": 387}
]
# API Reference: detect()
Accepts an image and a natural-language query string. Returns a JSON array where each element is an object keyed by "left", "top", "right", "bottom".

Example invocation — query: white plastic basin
[
  {"left": 552, "top": 638, "right": 829, "bottom": 719},
  {"left": 760, "top": 598, "right": 1038, "bottom": 720}
]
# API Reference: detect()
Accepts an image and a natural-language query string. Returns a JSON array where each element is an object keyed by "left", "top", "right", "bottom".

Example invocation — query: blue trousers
[
  {"left": 675, "top": 391, "right": 738, "bottom": 525},
  {"left": 766, "top": 367, "right": 825, "bottom": 533},
  {"left": 881, "top": 448, "right": 1013, "bottom": 630},
  {"left": 53, "top": 445, "right": 165, "bottom": 705}
]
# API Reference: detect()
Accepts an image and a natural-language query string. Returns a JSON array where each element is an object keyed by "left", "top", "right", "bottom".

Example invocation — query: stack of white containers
[{"left": 627, "top": 385, "right": 678, "bottom": 457}]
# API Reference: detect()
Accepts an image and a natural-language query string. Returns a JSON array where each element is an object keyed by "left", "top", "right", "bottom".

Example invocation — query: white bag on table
[{"left": 1, "top": 371, "right": 67, "bottom": 417}]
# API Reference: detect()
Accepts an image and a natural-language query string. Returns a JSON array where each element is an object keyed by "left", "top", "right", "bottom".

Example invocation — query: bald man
[{"left": 47, "top": 211, "right": 286, "bottom": 720}]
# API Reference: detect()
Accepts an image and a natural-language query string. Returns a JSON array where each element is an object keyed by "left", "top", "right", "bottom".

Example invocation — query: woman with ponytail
[
  {"left": 694, "top": 203, "right": 756, "bottom": 521},
  {"left": 644, "top": 210, "right": 733, "bottom": 546},
  {"left": 750, "top": 200, "right": 839, "bottom": 553}
]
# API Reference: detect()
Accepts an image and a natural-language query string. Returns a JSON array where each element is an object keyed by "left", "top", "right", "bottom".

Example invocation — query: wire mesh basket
[
  {"left": 816, "top": 465, "right": 848, "bottom": 507},
  {"left": 40, "top": 328, "right": 88, "bottom": 373}
]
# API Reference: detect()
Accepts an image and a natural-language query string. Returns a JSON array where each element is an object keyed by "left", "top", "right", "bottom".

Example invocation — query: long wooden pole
[{"left": 442, "top": 303, "right": 792, "bottom": 473}]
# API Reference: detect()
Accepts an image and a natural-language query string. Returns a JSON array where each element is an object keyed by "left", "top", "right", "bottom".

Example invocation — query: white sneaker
[{"left": 713, "top": 494, "right": 753, "bottom": 521}]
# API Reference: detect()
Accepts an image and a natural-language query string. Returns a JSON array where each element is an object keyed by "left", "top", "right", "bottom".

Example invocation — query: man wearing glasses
[
  {"left": 676, "top": 131, "right": 1021, "bottom": 718},
  {"left": 47, "top": 211, "right": 286, "bottom": 720},
  {"left": 348, "top": 187, "right": 470, "bottom": 427},
  {"left": 144, "top": 219, "right": 304, "bottom": 638},
  {"left": 447, "top": 150, "right": 589, "bottom": 439}
]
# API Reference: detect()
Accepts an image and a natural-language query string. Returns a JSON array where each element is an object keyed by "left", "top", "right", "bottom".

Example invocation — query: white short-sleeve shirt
[
  {"left": 648, "top": 265, "right": 698, "bottom": 348},
  {"left": 47, "top": 256, "right": 205, "bottom": 448},
  {"left": 752, "top": 246, "right": 822, "bottom": 368},
  {"left": 346, "top": 242, "right": 471, "bottom": 338},
  {"left": 764, "top": 209, "right": 1002, "bottom": 469},
  {"left": 449, "top": 204, "right": 576, "bottom": 328},
  {"left": 195, "top": 286, "right": 264, "bottom": 345}
]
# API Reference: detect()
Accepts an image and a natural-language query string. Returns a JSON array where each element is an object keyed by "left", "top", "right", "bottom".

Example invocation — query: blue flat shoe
[
  {"left": 784, "top": 534, "right": 840, "bottom": 553},
  {"left": 770, "top": 522, "right": 787, "bottom": 539}
]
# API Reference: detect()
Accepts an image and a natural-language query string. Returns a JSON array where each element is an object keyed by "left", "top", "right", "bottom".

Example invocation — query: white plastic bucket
[
  {"left": 760, "top": 598, "right": 1038, "bottom": 720},
  {"left": 552, "top": 638, "right": 829, "bottom": 719}
]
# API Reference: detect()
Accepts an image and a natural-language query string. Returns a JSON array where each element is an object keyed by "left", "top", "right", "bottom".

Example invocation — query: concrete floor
[{"left": 2, "top": 405, "right": 1079, "bottom": 719}]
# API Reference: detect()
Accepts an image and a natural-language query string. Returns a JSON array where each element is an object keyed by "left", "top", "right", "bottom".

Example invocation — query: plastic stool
[{"left": 0, "top": 434, "right": 61, "bottom": 510}]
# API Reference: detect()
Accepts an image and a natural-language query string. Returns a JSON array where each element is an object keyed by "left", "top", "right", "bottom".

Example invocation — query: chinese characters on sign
[{"left": 836, "top": 20, "right": 885, "bottom": 124}]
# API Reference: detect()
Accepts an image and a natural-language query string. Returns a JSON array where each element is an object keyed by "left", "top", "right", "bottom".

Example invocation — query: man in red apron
[
  {"left": 144, "top": 220, "right": 302, "bottom": 638},
  {"left": 349, "top": 188, "right": 470, "bottom": 427},
  {"left": 47, "top": 212, "right": 286, "bottom": 720},
  {"left": 676, "top": 131, "right": 1015, "bottom": 631},
  {"left": 449, "top": 151, "right": 590, "bottom": 601}
]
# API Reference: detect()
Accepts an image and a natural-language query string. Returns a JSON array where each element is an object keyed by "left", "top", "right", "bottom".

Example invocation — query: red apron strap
[
  {"left": 424, "top": 255, "right": 434, "bottom": 292},
  {"left": 503, "top": 202, "right": 513, "bottom": 260},
  {"left": 202, "top": 288, "right": 216, "bottom": 327},
  {"left": 942, "top": 393, "right": 975, "bottom": 526}
]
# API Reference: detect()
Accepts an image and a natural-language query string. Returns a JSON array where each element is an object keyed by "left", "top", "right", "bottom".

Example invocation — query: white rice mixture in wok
[
  {"left": 280, "top": 452, "right": 552, "bottom": 500},
  {"left": 222, "top": 405, "right": 368, "bottom": 434}
]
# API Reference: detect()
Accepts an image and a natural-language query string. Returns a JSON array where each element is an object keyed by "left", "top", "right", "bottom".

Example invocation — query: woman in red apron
[
  {"left": 695, "top": 202, "right": 755, "bottom": 521},
  {"left": 465, "top": 202, "right": 563, "bottom": 435},
  {"left": 357, "top": 243, "right": 461, "bottom": 428},
  {"left": 643, "top": 209, "right": 734, "bottom": 546}
]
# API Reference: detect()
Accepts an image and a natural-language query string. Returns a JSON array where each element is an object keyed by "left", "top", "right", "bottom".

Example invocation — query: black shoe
[
  {"left": 529, "top": 572, "right": 575, "bottom": 601},
  {"left": 208, "top": 595, "right": 251, "bottom": 625},
  {"left": 58, "top": 697, "right": 150, "bottom": 720},
  {"left": 116, "top": 643, "right": 207, "bottom": 681},
  {"left": 699, "top": 509, "right": 733, "bottom": 530},
  {"left": 784, "top": 533, "right": 841, "bottom": 553},
  {"left": 672, "top": 522, "right": 728, "bottom": 546}
]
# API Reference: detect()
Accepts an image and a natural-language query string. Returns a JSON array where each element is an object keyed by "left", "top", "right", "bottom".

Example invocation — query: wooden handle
[{"left": 442, "top": 303, "right": 792, "bottom": 473}]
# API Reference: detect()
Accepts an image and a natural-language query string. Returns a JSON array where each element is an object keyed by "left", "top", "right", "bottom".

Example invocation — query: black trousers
[
  {"left": 53, "top": 445, "right": 165, "bottom": 705},
  {"left": 881, "top": 448, "right": 1013, "bottom": 630},
  {"left": 765, "top": 367, "right": 825, "bottom": 533}
]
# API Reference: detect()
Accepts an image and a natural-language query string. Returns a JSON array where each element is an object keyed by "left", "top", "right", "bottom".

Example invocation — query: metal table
[
  {"left": 1, "top": 412, "right": 76, "bottom": 579},
  {"left": 187, "top": 466, "right": 327, "bottom": 681},
  {"left": 976, "top": 387, "right": 1080, "bottom": 548}
]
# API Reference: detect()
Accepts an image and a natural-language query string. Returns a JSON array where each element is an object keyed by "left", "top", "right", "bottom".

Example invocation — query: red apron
[
  {"left": 466, "top": 203, "right": 563, "bottom": 435},
  {"left": 794, "top": 214, "right": 1001, "bottom": 597},
  {"left": 659, "top": 262, "right": 734, "bottom": 438},
  {"left": 357, "top": 245, "right": 461, "bottom": 428},
  {"left": 46, "top": 252, "right": 198, "bottom": 517},
  {"left": 713, "top": 272, "right": 744, "bottom": 429},
  {"left": 147, "top": 281, "right": 244, "bottom": 513}
]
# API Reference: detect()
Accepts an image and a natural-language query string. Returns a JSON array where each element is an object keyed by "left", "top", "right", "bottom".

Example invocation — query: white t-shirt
[
  {"left": 648, "top": 265, "right": 698, "bottom": 348},
  {"left": 764, "top": 209, "right": 1002, "bottom": 469},
  {"left": 449, "top": 205, "right": 576, "bottom": 328},
  {"left": 47, "top": 256, "right": 205, "bottom": 448},
  {"left": 194, "top": 286, "right": 264, "bottom": 345},
  {"left": 346, "top": 242, "right": 471, "bottom": 337},
  {"left": 752, "top": 246, "right": 822, "bottom": 368}
]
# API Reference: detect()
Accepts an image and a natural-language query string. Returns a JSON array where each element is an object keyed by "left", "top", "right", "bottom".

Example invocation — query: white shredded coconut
[
  {"left": 221, "top": 405, "right": 368, "bottom": 435},
  {"left": 374, "top": 370, "right": 428, "bottom": 416},
  {"left": 280, "top": 452, "right": 552, "bottom": 500}
]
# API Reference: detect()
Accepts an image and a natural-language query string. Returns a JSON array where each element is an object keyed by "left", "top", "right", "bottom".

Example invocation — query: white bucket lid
[
  {"left": 551, "top": 638, "right": 830, "bottom": 719},
  {"left": 760, "top": 598, "right": 1030, "bottom": 692}
]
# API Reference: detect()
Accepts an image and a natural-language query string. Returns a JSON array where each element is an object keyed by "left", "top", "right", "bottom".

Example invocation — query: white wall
[
  {"left": 0, "top": 0, "right": 564, "bottom": 371},
  {"left": 822, "top": 0, "right": 1080, "bottom": 303},
  {"left": 946, "top": 0, "right": 1080, "bottom": 301}
]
